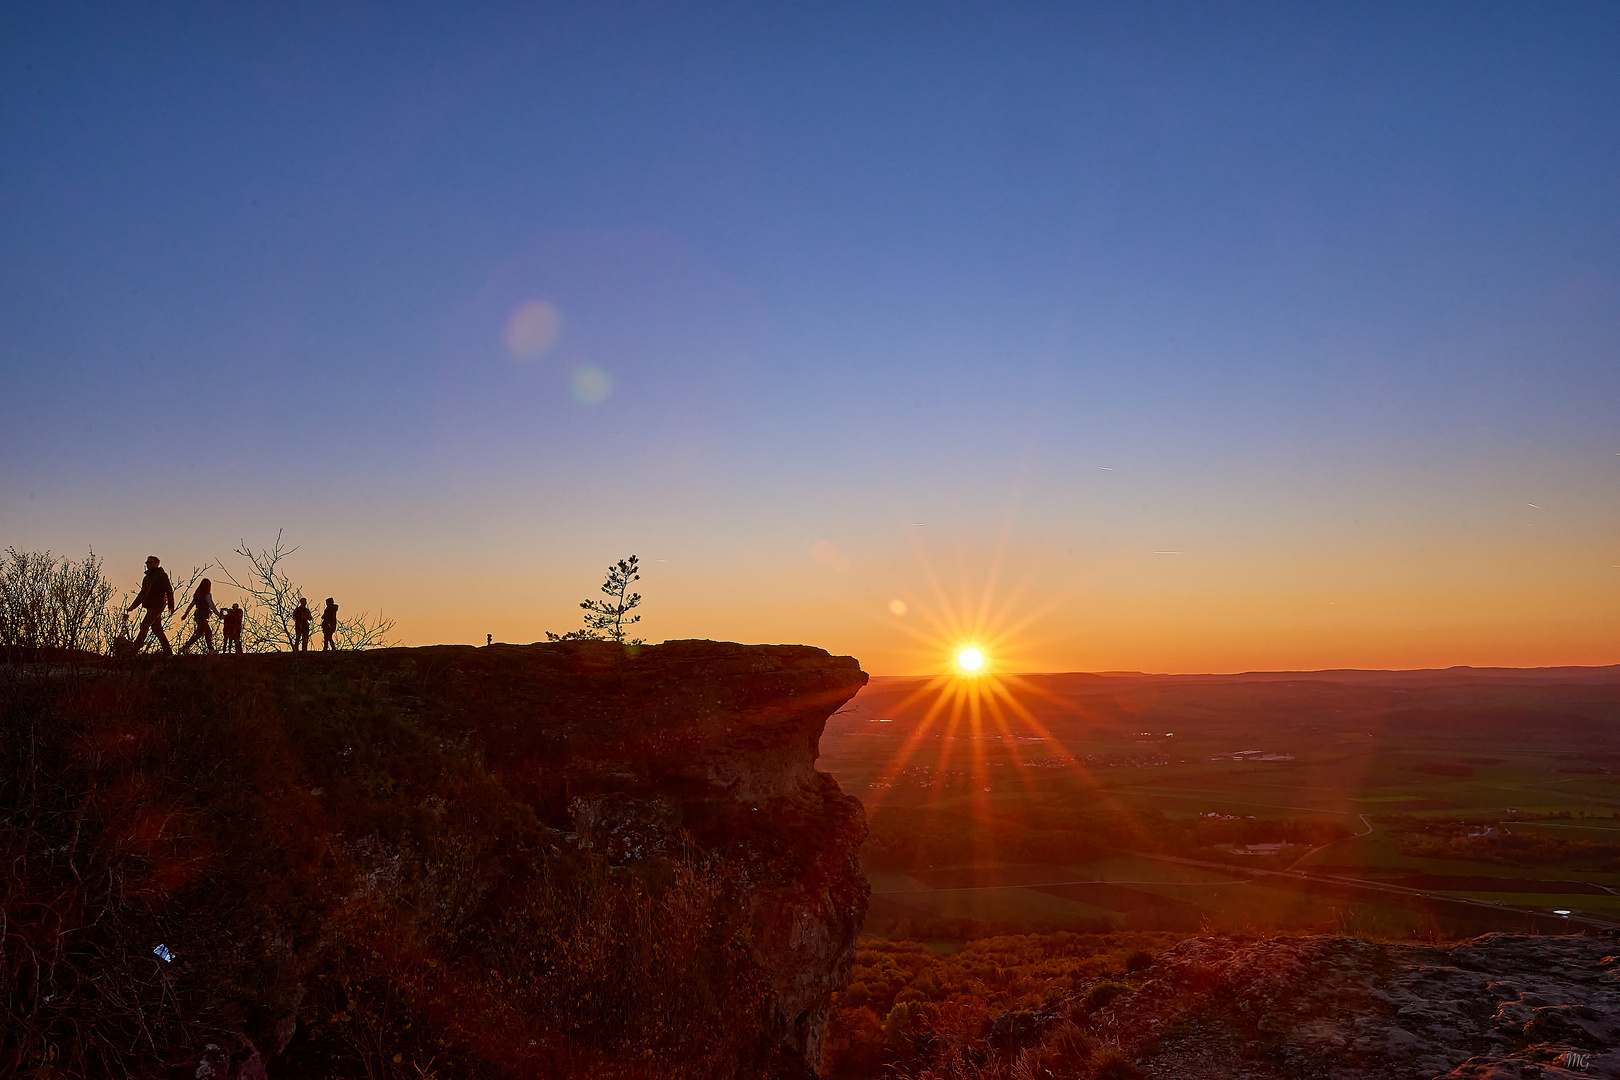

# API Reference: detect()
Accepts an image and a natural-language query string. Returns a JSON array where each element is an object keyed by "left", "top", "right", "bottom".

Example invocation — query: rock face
[
  {"left": 0, "top": 640, "right": 869, "bottom": 1078},
  {"left": 455, "top": 639, "right": 873, "bottom": 1072},
  {"left": 1101, "top": 932, "right": 1620, "bottom": 1079}
]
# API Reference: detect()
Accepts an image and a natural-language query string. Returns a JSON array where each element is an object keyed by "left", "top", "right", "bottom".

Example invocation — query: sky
[{"left": 3, "top": 2, "right": 1618, "bottom": 674}]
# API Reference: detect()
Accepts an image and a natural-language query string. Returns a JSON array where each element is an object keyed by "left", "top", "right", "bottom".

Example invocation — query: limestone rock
[{"left": 1101, "top": 932, "right": 1620, "bottom": 1080}]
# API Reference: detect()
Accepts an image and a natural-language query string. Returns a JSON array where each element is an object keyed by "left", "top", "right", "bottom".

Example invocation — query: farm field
[{"left": 820, "top": 665, "right": 1620, "bottom": 939}]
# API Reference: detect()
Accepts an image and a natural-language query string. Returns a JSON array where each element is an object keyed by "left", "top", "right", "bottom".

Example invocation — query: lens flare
[
  {"left": 570, "top": 365, "right": 612, "bottom": 404},
  {"left": 504, "top": 300, "right": 561, "bottom": 360}
]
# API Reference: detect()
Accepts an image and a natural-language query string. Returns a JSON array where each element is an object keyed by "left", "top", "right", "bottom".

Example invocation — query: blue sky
[{"left": 3, "top": 3, "right": 1617, "bottom": 671}]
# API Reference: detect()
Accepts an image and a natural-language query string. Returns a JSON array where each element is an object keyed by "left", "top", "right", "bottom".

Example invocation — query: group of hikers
[{"left": 127, "top": 554, "right": 338, "bottom": 656}]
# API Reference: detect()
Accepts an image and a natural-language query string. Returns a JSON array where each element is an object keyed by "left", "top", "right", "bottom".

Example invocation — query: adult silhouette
[
  {"left": 292, "top": 598, "right": 312, "bottom": 652},
  {"left": 127, "top": 555, "right": 174, "bottom": 655},
  {"left": 321, "top": 597, "right": 338, "bottom": 651},
  {"left": 177, "top": 578, "right": 221, "bottom": 654}
]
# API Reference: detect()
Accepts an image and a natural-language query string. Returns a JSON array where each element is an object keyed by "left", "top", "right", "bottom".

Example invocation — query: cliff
[{"left": 0, "top": 640, "right": 870, "bottom": 1079}]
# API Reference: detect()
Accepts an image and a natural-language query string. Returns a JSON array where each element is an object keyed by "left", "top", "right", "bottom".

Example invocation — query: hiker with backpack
[{"left": 127, "top": 555, "right": 175, "bottom": 655}]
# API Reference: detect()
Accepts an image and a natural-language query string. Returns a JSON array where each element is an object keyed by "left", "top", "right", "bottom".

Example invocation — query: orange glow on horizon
[{"left": 371, "top": 516, "right": 1620, "bottom": 676}]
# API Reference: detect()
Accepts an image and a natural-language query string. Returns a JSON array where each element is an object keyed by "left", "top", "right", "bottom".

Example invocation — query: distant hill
[
  {"left": 838, "top": 665, "right": 1620, "bottom": 747},
  {"left": 863, "top": 664, "right": 1620, "bottom": 686}
]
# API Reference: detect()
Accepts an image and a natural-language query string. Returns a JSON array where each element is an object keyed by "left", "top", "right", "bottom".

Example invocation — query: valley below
[
  {"left": 822, "top": 666, "right": 1620, "bottom": 942},
  {"left": 816, "top": 665, "right": 1620, "bottom": 1078}
]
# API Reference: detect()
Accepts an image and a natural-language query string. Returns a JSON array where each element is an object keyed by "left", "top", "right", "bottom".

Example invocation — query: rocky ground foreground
[{"left": 1098, "top": 932, "right": 1620, "bottom": 1080}]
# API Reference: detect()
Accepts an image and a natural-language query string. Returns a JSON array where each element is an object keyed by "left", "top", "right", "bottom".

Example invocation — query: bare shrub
[
  {"left": 216, "top": 532, "right": 301, "bottom": 651},
  {"left": 0, "top": 547, "right": 118, "bottom": 659},
  {"left": 1083, "top": 980, "right": 1128, "bottom": 1014},
  {"left": 215, "top": 531, "right": 396, "bottom": 651}
]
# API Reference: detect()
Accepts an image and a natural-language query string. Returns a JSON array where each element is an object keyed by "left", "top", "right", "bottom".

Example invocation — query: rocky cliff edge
[
  {"left": 0, "top": 640, "right": 870, "bottom": 1078},
  {"left": 1095, "top": 932, "right": 1620, "bottom": 1079}
]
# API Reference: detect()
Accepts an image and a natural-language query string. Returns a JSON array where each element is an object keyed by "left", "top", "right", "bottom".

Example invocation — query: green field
[{"left": 823, "top": 667, "right": 1620, "bottom": 939}]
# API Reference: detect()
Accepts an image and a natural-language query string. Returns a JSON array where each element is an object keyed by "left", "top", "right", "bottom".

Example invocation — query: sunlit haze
[{"left": 3, "top": 5, "right": 1617, "bottom": 673}]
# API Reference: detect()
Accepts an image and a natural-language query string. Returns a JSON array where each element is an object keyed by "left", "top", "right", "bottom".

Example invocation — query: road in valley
[{"left": 1125, "top": 850, "right": 1620, "bottom": 936}]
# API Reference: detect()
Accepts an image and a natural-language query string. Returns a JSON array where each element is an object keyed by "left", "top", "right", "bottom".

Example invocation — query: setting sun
[{"left": 956, "top": 647, "right": 984, "bottom": 672}]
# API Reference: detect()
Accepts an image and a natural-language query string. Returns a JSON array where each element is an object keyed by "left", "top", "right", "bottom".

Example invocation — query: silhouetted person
[
  {"left": 177, "top": 578, "right": 221, "bottom": 654},
  {"left": 222, "top": 603, "right": 244, "bottom": 655},
  {"left": 292, "top": 598, "right": 312, "bottom": 652},
  {"left": 127, "top": 555, "right": 174, "bottom": 655},
  {"left": 321, "top": 597, "right": 338, "bottom": 652}
]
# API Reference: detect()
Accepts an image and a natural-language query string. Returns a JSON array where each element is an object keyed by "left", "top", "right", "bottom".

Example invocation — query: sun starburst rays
[
  {"left": 866, "top": 555, "right": 1106, "bottom": 822},
  {"left": 853, "top": 498, "right": 1161, "bottom": 850}
]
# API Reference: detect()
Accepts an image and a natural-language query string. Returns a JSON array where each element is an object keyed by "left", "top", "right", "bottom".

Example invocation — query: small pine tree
[{"left": 548, "top": 555, "right": 644, "bottom": 644}]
